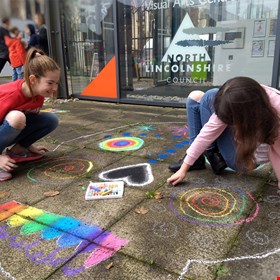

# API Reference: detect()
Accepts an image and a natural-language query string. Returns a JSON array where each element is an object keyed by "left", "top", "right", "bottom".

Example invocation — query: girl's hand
[
  {"left": 0, "top": 155, "right": 17, "bottom": 171},
  {"left": 167, "top": 162, "right": 191, "bottom": 186},
  {"left": 167, "top": 169, "right": 187, "bottom": 186},
  {"left": 28, "top": 145, "right": 49, "bottom": 155}
]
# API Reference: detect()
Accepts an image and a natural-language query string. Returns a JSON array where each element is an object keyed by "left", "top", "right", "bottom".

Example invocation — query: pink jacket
[{"left": 184, "top": 85, "right": 280, "bottom": 187}]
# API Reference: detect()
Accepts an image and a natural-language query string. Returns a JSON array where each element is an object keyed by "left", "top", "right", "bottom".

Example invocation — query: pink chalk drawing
[{"left": 0, "top": 201, "right": 128, "bottom": 277}]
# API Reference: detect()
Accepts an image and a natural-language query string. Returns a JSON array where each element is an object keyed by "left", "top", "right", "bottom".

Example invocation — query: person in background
[
  {"left": 167, "top": 77, "right": 280, "bottom": 195},
  {"left": 25, "top": 23, "right": 38, "bottom": 51},
  {"left": 33, "top": 13, "right": 49, "bottom": 55},
  {"left": 4, "top": 26, "right": 26, "bottom": 81},
  {"left": 0, "top": 47, "right": 60, "bottom": 181},
  {"left": 0, "top": 17, "right": 11, "bottom": 74}
]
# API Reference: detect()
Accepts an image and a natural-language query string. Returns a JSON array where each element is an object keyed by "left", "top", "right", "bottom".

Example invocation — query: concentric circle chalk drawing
[
  {"left": 263, "top": 195, "right": 280, "bottom": 204},
  {"left": 149, "top": 203, "right": 167, "bottom": 213},
  {"left": 178, "top": 247, "right": 280, "bottom": 280},
  {"left": 0, "top": 201, "right": 128, "bottom": 277},
  {"left": 98, "top": 137, "right": 144, "bottom": 152},
  {"left": 99, "top": 163, "right": 154, "bottom": 187},
  {"left": 152, "top": 221, "right": 178, "bottom": 238},
  {"left": 246, "top": 230, "right": 270, "bottom": 245},
  {"left": 27, "top": 157, "right": 93, "bottom": 185},
  {"left": 170, "top": 184, "right": 259, "bottom": 226}
]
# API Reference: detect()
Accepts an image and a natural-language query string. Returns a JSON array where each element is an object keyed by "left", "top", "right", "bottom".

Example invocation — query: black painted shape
[{"left": 102, "top": 165, "right": 149, "bottom": 185}]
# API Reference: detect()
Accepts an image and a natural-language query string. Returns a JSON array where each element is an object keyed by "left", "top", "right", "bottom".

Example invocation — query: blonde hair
[{"left": 24, "top": 47, "right": 60, "bottom": 98}]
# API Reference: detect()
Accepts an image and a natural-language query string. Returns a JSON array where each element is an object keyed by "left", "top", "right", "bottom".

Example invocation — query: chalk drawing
[
  {"left": 263, "top": 195, "right": 280, "bottom": 204},
  {"left": 50, "top": 121, "right": 270, "bottom": 173},
  {"left": 27, "top": 157, "right": 93, "bottom": 185},
  {"left": 41, "top": 108, "right": 70, "bottom": 113},
  {"left": 246, "top": 230, "right": 270, "bottom": 245},
  {"left": 51, "top": 121, "right": 193, "bottom": 166},
  {"left": 132, "top": 124, "right": 156, "bottom": 132},
  {"left": 170, "top": 184, "right": 259, "bottom": 226},
  {"left": 152, "top": 221, "right": 178, "bottom": 238},
  {"left": 99, "top": 163, "right": 154, "bottom": 187},
  {"left": 99, "top": 137, "right": 144, "bottom": 152},
  {"left": 149, "top": 203, "right": 167, "bottom": 213},
  {"left": 268, "top": 212, "right": 280, "bottom": 221},
  {"left": 178, "top": 247, "right": 280, "bottom": 279},
  {"left": 0, "top": 201, "right": 128, "bottom": 277},
  {"left": 52, "top": 121, "right": 185, "bottom": 151},
  {"left": 168, "top": 125, "right": 189, "bottom": 137},
  {"left": 0, "top": 262, "right": 16, "bottom": 280}
]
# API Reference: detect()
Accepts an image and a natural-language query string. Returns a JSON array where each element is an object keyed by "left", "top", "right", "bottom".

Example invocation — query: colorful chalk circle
[
  {"left": 170, "top": 184, "right": 259, "bottom": 226},
  {"left": 27, "top": 157, "right": 93, "bottom": 184},
  {"left": 99, "top": 137, "right": 144, "bottom": 152}
]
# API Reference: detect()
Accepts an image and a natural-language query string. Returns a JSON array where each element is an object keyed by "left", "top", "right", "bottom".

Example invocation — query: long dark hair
[{"left": 214, "top": 76, "right": 279, "bottom": 170}]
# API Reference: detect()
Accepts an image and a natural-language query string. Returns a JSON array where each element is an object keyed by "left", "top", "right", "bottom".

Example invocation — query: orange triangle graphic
[{"left": 81, "top": 56, "right": 117, "bottom": 98}]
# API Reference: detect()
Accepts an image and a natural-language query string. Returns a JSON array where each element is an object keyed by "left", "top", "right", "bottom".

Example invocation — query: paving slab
[{"left": 0, "top": 100, "right": 279, "bottom": 280}]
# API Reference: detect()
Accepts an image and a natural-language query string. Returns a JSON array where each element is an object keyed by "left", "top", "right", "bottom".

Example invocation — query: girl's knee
[
  {"left": 46, "top": 113, "right": 59, "bottom": 130},
  {"left": 188, "top": 90, "right": 205, "bottom": 103},
  {"left": 5, "top": 111, "right": 26, "bottom": 129}
]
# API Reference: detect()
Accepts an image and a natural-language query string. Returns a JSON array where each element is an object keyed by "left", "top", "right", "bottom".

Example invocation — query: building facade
[{"left": 4, "top": 0, "right": 280, "bottom": 107}]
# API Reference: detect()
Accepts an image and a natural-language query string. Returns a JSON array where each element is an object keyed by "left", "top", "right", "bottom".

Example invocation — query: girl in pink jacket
[{"left": 167, "top": 77, "right": 280, "bottom": 194}]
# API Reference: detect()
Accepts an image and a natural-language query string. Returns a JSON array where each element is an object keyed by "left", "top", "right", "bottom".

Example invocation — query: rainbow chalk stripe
[
  {"left": 41, "top": 108, "right": 70, "bottom": 113},
  {"left": 170, "top": 185, "right": 259, "bottom": 227},
  {"left": 99, "top": 137, "right": 144, "bottom": 152},
  {"left": 0, "top": 201, "right": 128, "bottom": 276}
]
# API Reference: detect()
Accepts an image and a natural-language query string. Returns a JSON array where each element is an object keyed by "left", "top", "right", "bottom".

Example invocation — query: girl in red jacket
[
  {"left": 0, "top": 47, "right": 60, "bottom": 181},
  {"left": 4, "top": 26, "right": 26, "bottom": 81}
]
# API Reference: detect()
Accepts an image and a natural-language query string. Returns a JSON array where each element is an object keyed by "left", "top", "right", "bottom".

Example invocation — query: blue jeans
[
  {"left": 186, "top": 88, "right": 237, "bottom": 170},
  {"left": 12, "top": 66, "right": 24, "bottom": 81},
  {"left": 0, "top": 112, "right": 59, "bottom": 153}
]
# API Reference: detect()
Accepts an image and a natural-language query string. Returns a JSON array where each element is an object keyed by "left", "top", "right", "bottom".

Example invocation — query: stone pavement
[{"left": 0, "top": 100, "right": 279, "bottom": 280}]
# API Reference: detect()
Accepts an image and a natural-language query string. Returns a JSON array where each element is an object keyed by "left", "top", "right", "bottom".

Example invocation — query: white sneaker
[{"left": 0, "top": 169, "right": 12, "bottom": 182}]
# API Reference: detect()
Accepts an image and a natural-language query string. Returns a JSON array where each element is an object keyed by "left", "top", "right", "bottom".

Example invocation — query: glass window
[
  {"left": 61, "top": 0, "right": 115, "bottom": 98},
  {"left": 118, "top": 0, "right": 279, "bottom": 106}
]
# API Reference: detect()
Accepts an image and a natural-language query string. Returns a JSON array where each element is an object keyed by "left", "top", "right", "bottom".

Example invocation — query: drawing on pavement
[
  {"left": 0, "top": 201, "right": 128, "bottom": 277},
  {"left": 27, "top": 157, "right": 93, "bottom": 185},
  {"left": 170, "top": 184, "right": 259, "bottom": 226}
]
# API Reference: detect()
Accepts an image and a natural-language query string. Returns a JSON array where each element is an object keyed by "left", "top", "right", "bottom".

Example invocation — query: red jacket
[{"left": 4, "top": 36, "right": 26, "bottom": 68}]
